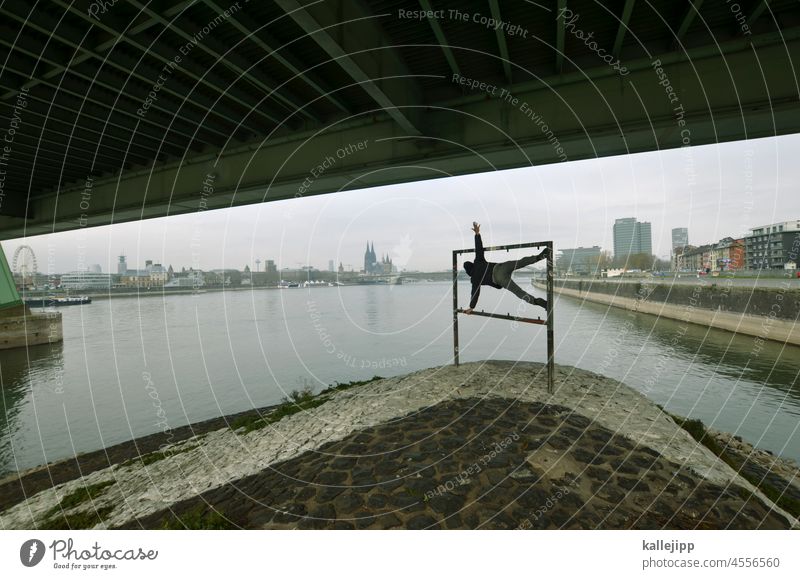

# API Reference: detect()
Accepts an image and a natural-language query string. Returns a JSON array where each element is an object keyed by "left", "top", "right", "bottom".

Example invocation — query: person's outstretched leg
[
  {"left": 504, "top": 278, "right": 547, "bottom": 309},
  {"left": 512, "top": 247, "right": 549, "bottom": 270}
]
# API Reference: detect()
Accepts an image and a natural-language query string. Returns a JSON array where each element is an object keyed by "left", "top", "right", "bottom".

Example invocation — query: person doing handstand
[{"left": 463, "top": 221, "right": 548, "bottom": 314}]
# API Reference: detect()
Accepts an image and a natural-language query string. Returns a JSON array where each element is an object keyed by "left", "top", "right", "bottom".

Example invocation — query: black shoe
[{"left": 534, "top": 297, "right": 548, "bottom": 309}]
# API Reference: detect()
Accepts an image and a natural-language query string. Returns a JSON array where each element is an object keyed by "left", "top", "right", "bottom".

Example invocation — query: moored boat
[{"left": 24, "top": 296, "right": 92, "bottom": 307}]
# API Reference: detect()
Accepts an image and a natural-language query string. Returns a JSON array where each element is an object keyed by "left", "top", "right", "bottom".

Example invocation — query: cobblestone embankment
[{"left": 1, "top": 361, "right": 797, "bottom": 530}]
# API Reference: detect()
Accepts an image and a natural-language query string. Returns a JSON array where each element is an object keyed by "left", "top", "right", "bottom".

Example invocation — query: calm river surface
[{"left": 1, "top": 281, "right": 798, "bottom": 476}]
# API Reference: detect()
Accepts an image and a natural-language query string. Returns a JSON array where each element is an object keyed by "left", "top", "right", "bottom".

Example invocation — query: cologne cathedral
[{"left": 363, "top": 241, "right": 393, "bottom": 274}]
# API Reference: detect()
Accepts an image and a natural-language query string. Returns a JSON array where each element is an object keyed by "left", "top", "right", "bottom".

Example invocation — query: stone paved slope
[{"left": 1, "top": 361, "right": 796, "bottom": 529}]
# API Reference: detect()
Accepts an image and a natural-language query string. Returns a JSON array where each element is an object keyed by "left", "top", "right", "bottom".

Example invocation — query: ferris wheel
[{"left": 12, "top": 245, "right": 38, "bottom": 278}]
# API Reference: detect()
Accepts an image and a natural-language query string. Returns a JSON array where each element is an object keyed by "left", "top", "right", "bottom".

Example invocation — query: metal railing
[{"left": 452, "top": 240, "right": 554, "bottom": 393}]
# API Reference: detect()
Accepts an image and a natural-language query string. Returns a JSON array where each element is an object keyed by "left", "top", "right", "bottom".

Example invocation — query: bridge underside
[{"left": 0, "top": 0, "right": 798, "bottom": 239}]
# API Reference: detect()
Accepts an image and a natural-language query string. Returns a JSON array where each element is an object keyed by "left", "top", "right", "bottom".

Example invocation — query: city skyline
[{"left": 3, "top": 133, "right": 799, "bottom": 274}]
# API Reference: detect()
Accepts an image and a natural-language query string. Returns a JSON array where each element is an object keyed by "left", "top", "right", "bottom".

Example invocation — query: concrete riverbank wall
[
  {"left": 0, "top": 307, "right": 63, "bottom": 350},
  {"left": 534, "top": 279, "right": 800, "bottom": 346}
]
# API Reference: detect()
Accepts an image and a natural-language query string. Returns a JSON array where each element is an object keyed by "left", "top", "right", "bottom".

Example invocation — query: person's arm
[
  {"left": 471, "top": 221, "right": 485, "bottom": 261},
  {"left": 475, "top": 233, "right": 484, "bottom": 262},
  {"left": 469, "top": 280, "right": 480, "bottom": 309}
]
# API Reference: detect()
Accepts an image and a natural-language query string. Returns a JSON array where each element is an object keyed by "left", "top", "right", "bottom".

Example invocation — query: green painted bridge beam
[{"left": 0, "top": 244, "right": 23, "bottom": 310}]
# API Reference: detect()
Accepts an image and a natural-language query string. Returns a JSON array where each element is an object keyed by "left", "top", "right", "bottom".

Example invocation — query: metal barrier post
[
  {"left": 546, "top": 241, "right": 554, "bottom": 394},
  {"left": 452, "top": 250, "right": 459, "bottom": 366}
]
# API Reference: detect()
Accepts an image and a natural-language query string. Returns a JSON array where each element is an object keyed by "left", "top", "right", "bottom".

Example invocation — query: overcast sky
[{"left": 4, "top": 133, "right": 799, "bottom": 274}]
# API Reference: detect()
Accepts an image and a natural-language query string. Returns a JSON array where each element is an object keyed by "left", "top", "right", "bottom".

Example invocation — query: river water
[{"left": 1, "top": 281, "right": 798, "bottom": 476}]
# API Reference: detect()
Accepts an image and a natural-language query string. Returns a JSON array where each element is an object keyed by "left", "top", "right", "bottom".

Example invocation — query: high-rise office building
[
  {"left": 328, "top": 260, "right": 335, "bottom": 272},
  {"left": 614, "top": 218, "right": 652, "bottom": 257},
  {"left": 671, "top": 227, "right": 689, "bottom": 252}
]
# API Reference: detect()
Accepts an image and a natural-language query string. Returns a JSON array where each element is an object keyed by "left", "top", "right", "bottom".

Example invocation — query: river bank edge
[
  {"left": 534, "top": 280, "right": 800, "bottom": 346},
  {"left": 1, "top": 361, "right": 797, "bottom": 529}
]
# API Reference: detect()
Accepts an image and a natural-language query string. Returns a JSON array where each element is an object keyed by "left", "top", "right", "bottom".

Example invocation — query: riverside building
[{"left": 745, "top": 220, "right": 800, "bottom": 270}]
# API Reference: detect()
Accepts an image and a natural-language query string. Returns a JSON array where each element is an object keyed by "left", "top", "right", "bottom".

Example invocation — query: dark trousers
[{"left": 491, "top": 253, "right": 545, "bottom": 304}]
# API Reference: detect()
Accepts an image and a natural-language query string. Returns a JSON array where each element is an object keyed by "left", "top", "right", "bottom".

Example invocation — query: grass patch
[
  {"left": 121, "top": 444, "right": 198, "bottom": 469},
  {"left": 158, "top": 505, "right": 236, "bottom": 529},
  {"left": 42, "top": 506, "right": 114, "bottom": 530},
  {"left": 229, "top": 413, "right": 268, "bottom": 433},
  {"left": 322, "top": 375, "right": 383, "bottom": 394},
  {"left": 669, "top": 416, "right": 726, "bottom": 457},
  {"left": 43, "top": 480, "right": 115, "bottom": 520},
  {"left": 757, "top": 482, "right": 800, "bottom": 518},
  {"left": 665, "top": 410, "right": 800, "bottom": 519},
  {"left": 231, "top": 387, "right": 326, "bottom": 434},
  {"left": 231, "top": 376, "right": 384, "bottom": 434}
]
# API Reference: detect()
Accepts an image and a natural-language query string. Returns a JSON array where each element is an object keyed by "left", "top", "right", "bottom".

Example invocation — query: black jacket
[{"left": 466, "top": 234, "right": 500, "bottom": 308}]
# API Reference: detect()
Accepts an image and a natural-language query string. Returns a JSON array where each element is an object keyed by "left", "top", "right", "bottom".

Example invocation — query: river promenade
[
  {"left": 1, "top": 361, "right": 797, "bottom": 530},
  {"left": 534, "top": 278, "right": 800, "bottom": 346}
]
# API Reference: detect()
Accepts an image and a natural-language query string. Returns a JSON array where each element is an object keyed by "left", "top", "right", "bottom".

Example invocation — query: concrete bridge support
[{"left": 0, "top": 245, "right": 62, "bottom": 350}]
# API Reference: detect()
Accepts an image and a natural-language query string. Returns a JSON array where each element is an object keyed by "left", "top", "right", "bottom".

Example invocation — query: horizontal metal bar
[
  {"left": 456, "top": 308, "right": 547, "bottom": 325},
  {"left": 453, "top": 240, "right": 552, "bottom": 255}
]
